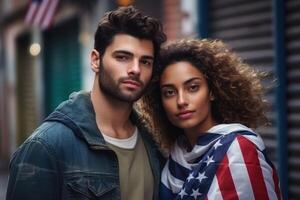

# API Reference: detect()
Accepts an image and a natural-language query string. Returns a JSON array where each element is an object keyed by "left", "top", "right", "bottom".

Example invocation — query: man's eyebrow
[
  {"left": 113, "top": 50, "right": 154, "bottom": 60},
  {"left": 141, "top": 55, "right": 154, "bottom": 60},
  {"left": 113, "top": 50, "right": 133, "bottom": 56}
]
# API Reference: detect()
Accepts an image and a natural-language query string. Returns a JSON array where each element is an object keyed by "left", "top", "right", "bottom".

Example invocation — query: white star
[
  {"left": 204, "top": 155, "right": 215, "bottom": 165},
  {"left": 214, "top": 139, "right": 222, "bottom": 149},
  {"left": 196, "top": 171, "right": 207, "bottom": 183},
  {"left": 191, "top": 188, "right": 202, "bottom": 199},
  {"left": 178, "top": 188, "right": 188, "bottom": 199},
  {"left": 187, "top": 173, "right": 194, "bottom": 182}
]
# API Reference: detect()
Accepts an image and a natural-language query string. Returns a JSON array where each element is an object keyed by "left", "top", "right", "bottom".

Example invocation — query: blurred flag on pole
[{"left": 25, "top": 0, "right": 60, "bottom": 29}]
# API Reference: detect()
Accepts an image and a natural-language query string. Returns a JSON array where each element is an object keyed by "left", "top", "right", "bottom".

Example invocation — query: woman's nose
[{"left": 177, "top": 91, "right": 188, "bottom": 108}]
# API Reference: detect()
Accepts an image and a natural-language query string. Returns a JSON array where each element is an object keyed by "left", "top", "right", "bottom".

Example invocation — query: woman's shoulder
[
  {"left": 208, "top": 123, "right": 266, "bottom": 151},
  {"left": 228, "top": 129, "right": 266, "bottom": 151}
]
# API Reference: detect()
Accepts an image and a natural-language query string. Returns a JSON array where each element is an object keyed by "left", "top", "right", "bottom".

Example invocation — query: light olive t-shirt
[{"left": 104, "top": 130, "right": 154, "bottom": 200}]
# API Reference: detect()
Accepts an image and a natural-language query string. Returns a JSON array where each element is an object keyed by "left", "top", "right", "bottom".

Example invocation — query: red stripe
[
  {"left": 216, "top": 155, "right": 239, "bottom": 199},
  {"left": 237, "top": 136, "right": 269, "bottom": 199},
  {"left": 25, "top": 2, "right": 39, "bottom": 24},
  {"left": 41, "top": 0, "right": 59, "bottom": 29},
  {"left": 273, "top": 169, "right": 282, "bottom": 200},
  {"left": 25, "top": 0, "right": 59, "bottom": 29},
  {"left": 37, "top": 0, "right": 52, "bottom": 26}
]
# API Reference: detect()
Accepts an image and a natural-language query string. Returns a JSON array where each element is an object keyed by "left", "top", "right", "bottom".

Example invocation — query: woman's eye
[
  {"left": 162, "top": 89, "right": 176, "bottom": 97},
  {"left": 189, "top": 85, "right": 199, "bottom": 92}
]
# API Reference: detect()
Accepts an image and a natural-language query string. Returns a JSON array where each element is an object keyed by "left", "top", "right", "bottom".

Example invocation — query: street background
[{"left": 0, "top": 0, "right": 298, "bottom": 199}]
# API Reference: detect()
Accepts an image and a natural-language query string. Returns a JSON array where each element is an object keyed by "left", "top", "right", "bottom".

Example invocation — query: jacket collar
[{"left": 50, "top": 91, "right": 148, "bottom": 150}]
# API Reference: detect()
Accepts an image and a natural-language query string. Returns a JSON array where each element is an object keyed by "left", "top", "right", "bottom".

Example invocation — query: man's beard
[{"left": 98, "top": 60, "right": 148, "bottom": 103}]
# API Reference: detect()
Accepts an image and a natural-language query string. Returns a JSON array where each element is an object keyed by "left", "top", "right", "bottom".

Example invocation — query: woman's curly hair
[{"left": 139, "top": 38, "right": 269, "bottom": 151}]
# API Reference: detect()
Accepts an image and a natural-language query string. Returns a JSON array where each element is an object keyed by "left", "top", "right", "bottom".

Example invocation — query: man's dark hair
[{"left": 94, "top": 6, "right": 166, "bottom": 64}]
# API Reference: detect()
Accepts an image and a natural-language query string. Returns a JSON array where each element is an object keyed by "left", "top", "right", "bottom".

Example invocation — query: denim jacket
[{"left": 6, "top": 91, "right": 164, "bottom": 200}]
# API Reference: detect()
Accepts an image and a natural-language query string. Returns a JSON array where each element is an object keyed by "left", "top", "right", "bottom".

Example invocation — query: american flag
[
  {"left": 25, "top": 0, "right": 60, "bottom": 29},
  {"left": 160, "top": 124, "right": 282, "bottom": 200}
]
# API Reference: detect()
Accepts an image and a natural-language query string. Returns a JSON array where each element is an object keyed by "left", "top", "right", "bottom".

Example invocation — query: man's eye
[
  {"left": 141, "top": 59, "right": 153, "bottom": 66},
  {"left": 116, "top": 55, "right": 128, "bottom": 61}
]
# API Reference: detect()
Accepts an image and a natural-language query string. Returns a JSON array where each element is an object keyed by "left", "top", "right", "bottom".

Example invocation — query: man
[{"left": 6, "top": 6, "right": 166, "bottom": 200}]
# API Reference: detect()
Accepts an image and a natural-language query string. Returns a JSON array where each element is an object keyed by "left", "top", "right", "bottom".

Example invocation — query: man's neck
[{"left": 91, "top": 82, "right": 135, "bottom": 139}]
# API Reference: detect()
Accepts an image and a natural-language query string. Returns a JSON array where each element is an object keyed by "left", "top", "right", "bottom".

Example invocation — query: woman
[{"left": 141, "top": 39, "right": 281, "bottom": 199}]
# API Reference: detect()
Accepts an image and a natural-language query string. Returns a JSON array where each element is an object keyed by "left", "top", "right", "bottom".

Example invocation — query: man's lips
[
  {"left": 176, "top": 110, "right": 195, "bottom": 120},
  {"left": 122, "top": 80, "right": 142, "bottom": 89}
]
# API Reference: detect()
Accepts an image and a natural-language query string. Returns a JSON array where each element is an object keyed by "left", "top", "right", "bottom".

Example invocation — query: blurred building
[
  {"left": 0, "top": 0, "right": 298, "bottom": 199},
  {"left": 0, "top": 0, "right": 108, "bottom": 163}
]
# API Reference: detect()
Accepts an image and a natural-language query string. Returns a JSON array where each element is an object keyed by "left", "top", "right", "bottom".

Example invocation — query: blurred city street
[
  {"left": 0, "top": 164, "right": 8, "bottom": 200},
  {"left": 0, "top": 173, "right": 8, "bottom": 200},
  {"left": 0, "top": 0, "right": 299, "bottom": 199}
]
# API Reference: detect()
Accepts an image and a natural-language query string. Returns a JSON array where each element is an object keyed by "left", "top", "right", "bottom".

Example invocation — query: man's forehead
[{"left": 107, "top": 34, "right": 154, "bottom": 56}]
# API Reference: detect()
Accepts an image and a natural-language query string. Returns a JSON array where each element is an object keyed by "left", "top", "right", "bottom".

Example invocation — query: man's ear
[{"left": 91, "top": 49, "right": 100, "bottom": 73}]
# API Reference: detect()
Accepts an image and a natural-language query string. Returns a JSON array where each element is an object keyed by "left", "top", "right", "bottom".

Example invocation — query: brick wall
[{"left": 163, "top": 0, "right": 182, "bottom": 40}]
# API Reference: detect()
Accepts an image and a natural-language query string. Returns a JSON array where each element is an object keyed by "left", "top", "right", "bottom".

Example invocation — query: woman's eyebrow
[
  {"left": 183, "top": 77, "right": 202, "bottom": 85},
  {"left": 160, "top": 77, "right": 202, "bottom": 88},
  {"left": 160, "top": 84, "right": 174, "bottom": 88}
]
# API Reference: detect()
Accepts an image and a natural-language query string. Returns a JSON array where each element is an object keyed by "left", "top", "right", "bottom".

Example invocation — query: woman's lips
[{"left": 176, "top": 110, "right": 195, "bottom": 120}]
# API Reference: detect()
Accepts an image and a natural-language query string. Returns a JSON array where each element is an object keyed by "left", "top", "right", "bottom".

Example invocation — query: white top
[{"left": 102, "top": 128, "right": 138, "bottom": 149}]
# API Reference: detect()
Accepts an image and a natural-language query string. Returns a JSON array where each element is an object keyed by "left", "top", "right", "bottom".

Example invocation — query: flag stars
[
  {"left": 214, "top": 139, "right": 222, "bottom": 150},
  {"left": 187, "top": 173, "right": 194, "bottom": 182},
  {"left": 196, "top": 171, "right": 207, "bottom": 183},
  {"left": 204, "top": 155, "right": 215, "bottom": 166},
  {"left": 191, "top": 188, "right": 202, "bottom": 199},
  {"left": 178, "top": 188, "right": 188, "bottom": 199}
]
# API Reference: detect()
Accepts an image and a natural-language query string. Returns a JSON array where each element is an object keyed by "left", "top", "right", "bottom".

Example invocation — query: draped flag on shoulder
[
  {"left": 25, "top": 0, "right": 60, "bottom": 30},
  {"left": 161, "top": 124, "right": 282, "bottom": 200}
]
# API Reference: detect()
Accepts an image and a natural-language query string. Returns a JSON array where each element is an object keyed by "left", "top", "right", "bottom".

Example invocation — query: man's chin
[
  {"left": 119, "top": 89, "right": 144, "bottom": 102},
  {"left": 120, "top": 93, "right": 143, "bottom": 102}
]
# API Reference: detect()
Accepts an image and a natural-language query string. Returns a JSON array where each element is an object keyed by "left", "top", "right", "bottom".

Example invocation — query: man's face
[{"left": 96, "top": 34, "right": 154, "bottom": 102}]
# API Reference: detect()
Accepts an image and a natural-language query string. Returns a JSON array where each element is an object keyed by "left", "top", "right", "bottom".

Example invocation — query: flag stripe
[
  {"left": 261, "top": 150, "right": 282, "bottom": 199},
  {"left": 273, "top": 170, "right": 282, "bottom": 200},
  {"left": 25, "top": 2, "right": 39, "bottom": 24},
  {"left": 227, "top": 138, "right": 255, "bottom": 199},
  {"left": 257, "top": 149, "right": 280, "bottom": 200},
  {"left": 33, "top": 0, "right": 51, "bottom": 26},
  {"left": 41, "top": 0, "right": 59, "bottom": 29},
  {"left": 237, "top": 135, "right": 269, "bottom": 199},
  {"left": 160, "top": 125, "right": 281, "bottom": 200},
  {"left": 216, "top": 155, "right": 239, "bottom": 199},
  {"left": 206, "top": 176, "right": 223, "bottom": 200},
  {"left": 240, "top": 133, "right": 265, "bottom": 151},
  {"left": 25, "top": 0, "right": 59, "bottom": 29}
]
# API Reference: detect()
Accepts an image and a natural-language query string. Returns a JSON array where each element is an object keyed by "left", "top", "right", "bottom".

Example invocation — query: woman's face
[{"left": 160, "top": 61, "right": 215, "bottom": 133}]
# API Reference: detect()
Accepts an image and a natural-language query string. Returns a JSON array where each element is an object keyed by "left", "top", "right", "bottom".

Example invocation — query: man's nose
[{"left": 128, "top": 59, "right": 141, "bottom": 76}]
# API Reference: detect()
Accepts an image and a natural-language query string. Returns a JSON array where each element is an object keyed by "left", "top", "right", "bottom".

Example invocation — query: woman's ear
[
  {"left": 91, "top": 49, "right": 100, "bottom": 73},
  {"left": 209, "top": 91, "right": 215, "bottom": 101}
]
